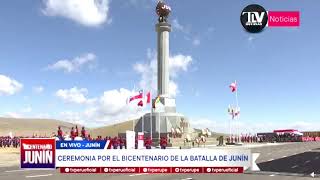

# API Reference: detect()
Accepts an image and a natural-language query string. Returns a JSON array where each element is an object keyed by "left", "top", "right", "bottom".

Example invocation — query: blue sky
[{"left": 0, "top": 0, "right": 319, "bottom": 133}]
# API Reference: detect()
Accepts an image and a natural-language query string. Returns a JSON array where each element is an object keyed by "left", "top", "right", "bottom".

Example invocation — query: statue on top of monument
[{"left": 156, "top": 0, "right": 171, "bottom": 23}]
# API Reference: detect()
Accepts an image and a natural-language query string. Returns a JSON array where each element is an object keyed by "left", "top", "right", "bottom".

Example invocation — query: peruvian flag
[
  {"left": 137, "top": 91, "right": 151, "bottom": 107},
  {"left": 137, "top": 100, "right": 144, "bottom": 107},
  {"left": 130, "top": 91, "right": 151, "bottom": 107},
  {"left": 146, "top": 91, "right": 151, "bottom": 104},
  {"left": 128, "top": 90, "right": 143, "bottom": 103},
  {"left": 229, "top": 81, "right": 237, "bottom": 92}
]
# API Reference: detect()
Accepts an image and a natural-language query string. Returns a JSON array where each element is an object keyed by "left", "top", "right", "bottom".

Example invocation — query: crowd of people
[
  {"left": 302, "top": 136, "right": 320, "bottom": 142},
  {"left": 3, "top": 126, "right": 320, "bottom": 149},
  {"left": 226, "top": 134, "right": 260, "bottom": 144},
  {"left": 0, "top": 136, "right": 20, "bottom": 148},
  {"left": 55, "top": 126, "right": 168, "bottom": 149},
  {"left": 225, "top": 133, "right": 310, "bottom": 144},
  {"left": 257, "top": 133, "right": 303, "bottom": 143}
]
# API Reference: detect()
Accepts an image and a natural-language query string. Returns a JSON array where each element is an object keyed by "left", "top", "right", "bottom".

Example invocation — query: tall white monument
[
  {"left": 155, "top": 2, "right": 176, "bottom": 113},
  {"left": 136, "top": 1, "right": 192, "bottom": 139}
]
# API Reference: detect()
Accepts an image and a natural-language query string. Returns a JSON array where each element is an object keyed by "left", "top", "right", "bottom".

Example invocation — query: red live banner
[
  {"left": 268, "top": 11, "right": 300, "bottom": 27},
  {"left": 60, "top": 167, "right": 244, "bottom": 174}
]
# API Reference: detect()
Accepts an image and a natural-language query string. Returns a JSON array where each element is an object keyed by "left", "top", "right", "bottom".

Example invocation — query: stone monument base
[{"left": 134, "top": 112, "right": 193, "bottom": 139}]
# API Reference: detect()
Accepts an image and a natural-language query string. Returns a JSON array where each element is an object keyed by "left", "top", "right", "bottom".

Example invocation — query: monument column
[
  {"left": 156, "top": 22, "right": 171, "bottom": 98},
  {"left": 140, "top": 1, "right": 191, "bottom": 139}
]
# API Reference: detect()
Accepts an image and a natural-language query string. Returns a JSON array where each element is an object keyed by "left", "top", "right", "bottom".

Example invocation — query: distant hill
[
  {"left": 0, "top": 117, "right": 228, "bottom": 138},
  {"left": 193, "top": 128, "right": 228, "bottom": 138},
  {"left": 0, "top": 117, "right": 77, "bottom": 136},
  {"left": 90, "top": 120, "right": 137, "bottom": 137},
  {"left": 0, "top": 117, "right": 137, "bottom": 137}
]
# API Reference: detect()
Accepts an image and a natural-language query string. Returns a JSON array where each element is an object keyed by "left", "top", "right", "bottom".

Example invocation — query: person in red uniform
[
  {"left": 70, "top": 127, "right": 75, "bottom": 140},
  {"left": 87, "top": 134, "right": 92, "bottom": 141},
  {"left": 160, "top": 137, "right": 168, "bottom": 149},
  {"left": 145, "top": 136, "right": 152, "bottom": 149},
  {"left": 112, "top": 137, "right": 119, "bottom": 149},
  {"left": 75, "top": 125, "right": 79, "bottom": 137},
  {"left": 119, "top": 137, "right": 124, "bottom": 149},
  {"left": 57, "top": 126, "right": 63, "bottom": 140},
  {"left": 81, "top": 127, "right": 86, "bottom": 138}
]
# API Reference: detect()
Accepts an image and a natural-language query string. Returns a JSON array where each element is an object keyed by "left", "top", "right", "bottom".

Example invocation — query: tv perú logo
[
  {"left": 243, "top": 11, "right": 265, "bottom": 26},
  {"left": 240, "top": 4, "right": 268, "bottom": 33}
]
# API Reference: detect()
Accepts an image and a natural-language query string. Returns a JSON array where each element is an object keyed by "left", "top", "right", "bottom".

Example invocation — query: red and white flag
[
  {"left": 229, "top": 82, "right": 237, "bottom": 92},
  {"left": 228, "top": 105, "right": 240, "bottom": 120},
  {"left": 128, "top": 90, "right": 152, "bottom": 107},
  {"left": 137, "top": 100, "right": 144, "bottom": 107},
  {"left": 146, "top": 91, "right": 151, "bottom": 104},
  {"left": 128, "top": 90, "right": 143, "bottom": 103},
  {"left": 137, "top": 91, "right": 151, "bottom": 107}
]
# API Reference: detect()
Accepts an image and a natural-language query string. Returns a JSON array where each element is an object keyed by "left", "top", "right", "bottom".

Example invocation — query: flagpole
[
  {"left": 235, "top": 80, "right": 239, "bottom": 142},
  {"left": 229, "top": 116, "right": 231, "bottom": 143},
  {"left": 133, "top": 112, "right": 135, "bottom": 132},
  {"left": 228, "top": 105, "right": 231, "bottom": 143},
  {"left": 132, "top": 84, "right": 136, "bottom": 133},
  {"left": 158, "top": 111, "right": 161, "bottom": 147},
  {"left": 142, "top": 111, "right": 144, "bottom": 133},
  {"left": 142, "top": 89, "right": 144, "bottom": 134},
  {"left": 150, "top": 109, "right": 153, "bottom": 140},
  {"left": 150, "top": 92, "right": 153, "bottom": 142}
]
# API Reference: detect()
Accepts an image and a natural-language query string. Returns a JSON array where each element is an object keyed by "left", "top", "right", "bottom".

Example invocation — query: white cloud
[
  {"left": 42, "top": 0, "right": 110, "bottom": 27},
  {"left": 169, "top": 54, "right": 193, "bottom": 78},
  {"left": 21, "top": 107, "right": 32, "bottom": 113},
  {"left": 56, "top": 88, "right": 146, "bottom": 126},
  {"left": 0, "top": 75, "right": 23, "bottom": 95},
  {"left": 87, "top": 88, "right": 145, "bottom": 122},
  {"left": 55, "top": 87, "right": 96, "bottom": 104},
  {"left": 33, "top": 86, "right": 44, "bottom": 93},
  {"left": 172, "top": 19, "right": 201, "bottom": 47},
  {"left": 134, "top": 49, "right": 193, "bottom": 98},
  {"left": 3, "top": 112, "right": 23, "bottom": 119},
  {"left": 40, "top": 49, "right": 192, "bottom": 126},
  {"left": 60, "top": 111, "right": 84, "bottom": 124},
  {"left": 47, "top": 53, "right": 96, "bottom": 73},
  {"left": 172, "top": 19, "right": 187, "bottom": 33}
]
